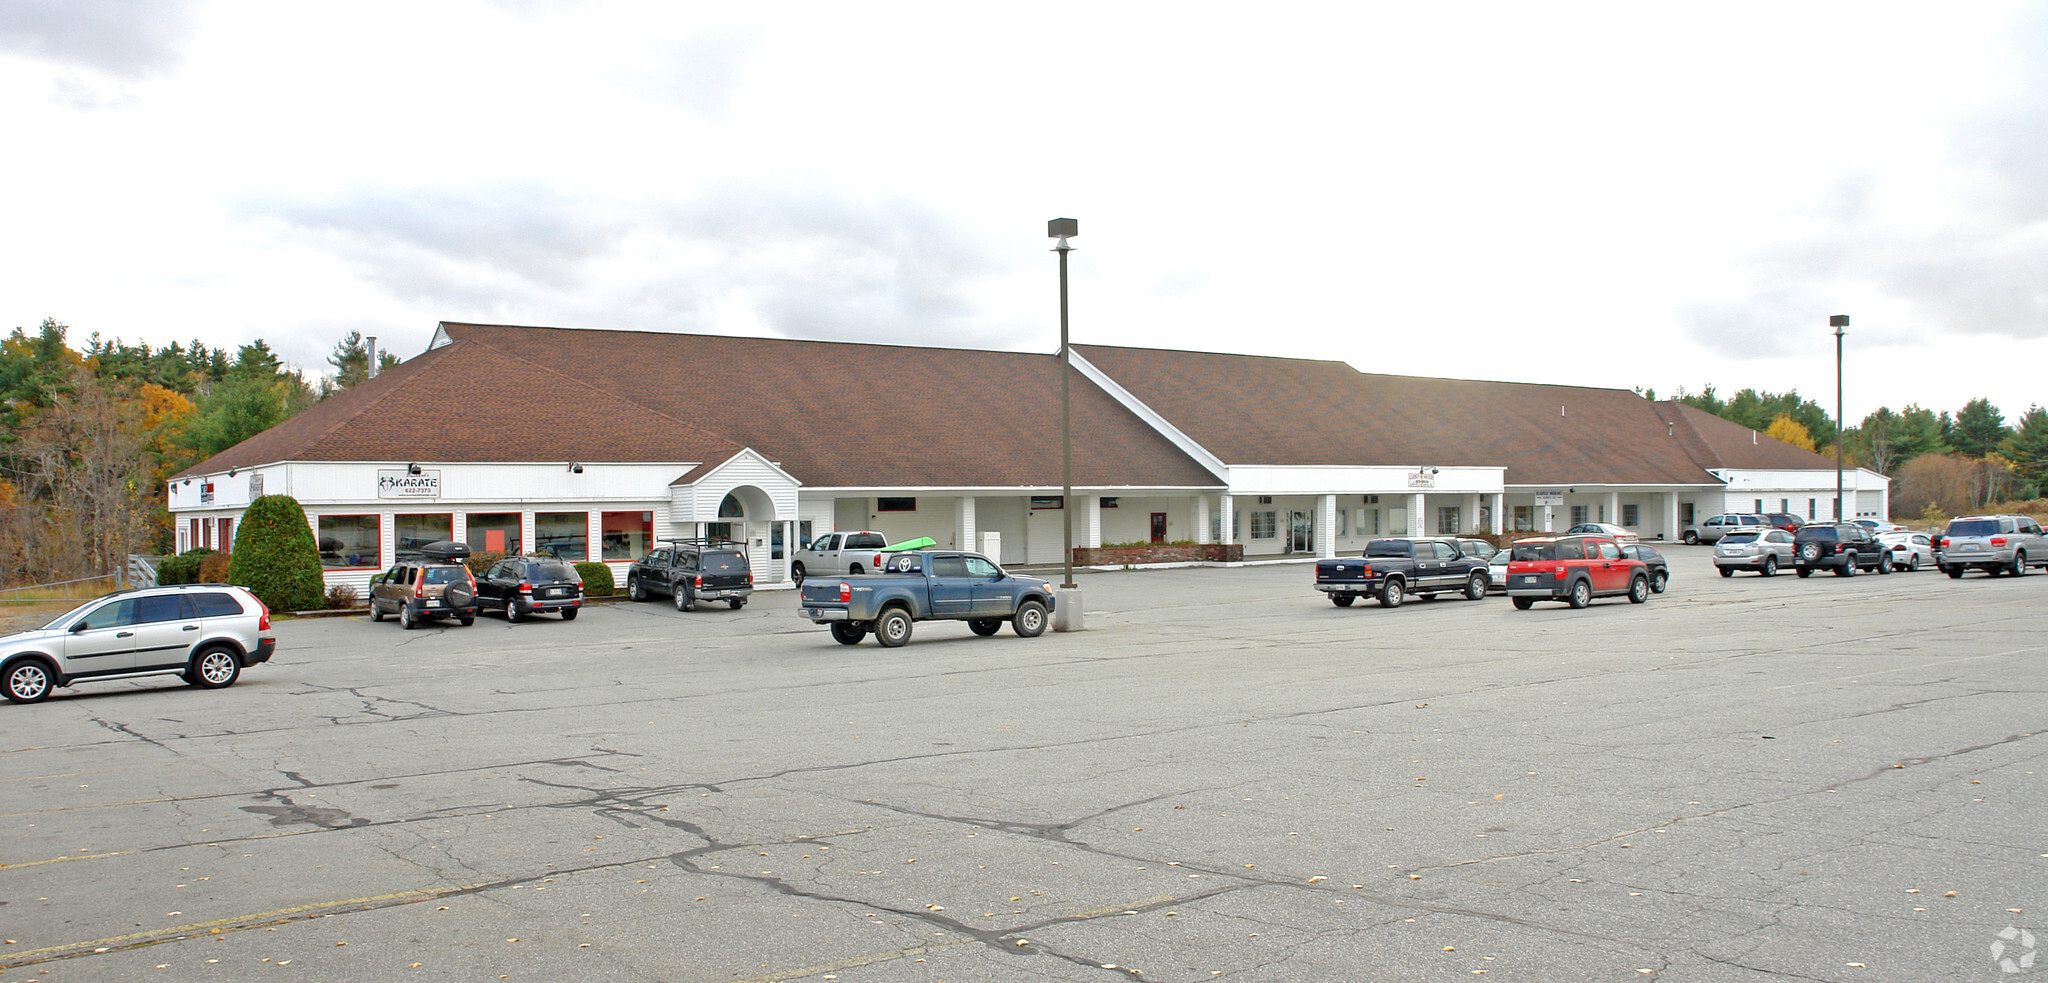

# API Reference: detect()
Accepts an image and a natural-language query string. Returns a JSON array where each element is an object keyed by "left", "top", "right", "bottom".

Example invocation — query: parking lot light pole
[
  {"left": 1050, "top": 218, "right": 1084, "bottom": 631},
  {"left": 1832, "top": 314, "right": 1848, "bottom": 521}
]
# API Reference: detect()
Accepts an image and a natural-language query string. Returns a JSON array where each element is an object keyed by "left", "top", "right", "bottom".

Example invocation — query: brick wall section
[{"left": 1073, "top": 544, "right": 1244, "bottom": 565}]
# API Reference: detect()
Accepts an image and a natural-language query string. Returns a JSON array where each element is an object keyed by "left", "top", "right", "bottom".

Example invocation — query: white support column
[
  {"left": 519, "top": 511, "right": 533, "bottom": 556},
  {"left": 1663, "top": 492, "right": 1680, "bottom": 543},
  {"left": 1490, "top": 493, "right": 1504, "bottom": 534},
  {"left": 1607, "top": 491, "right": 1621, "bottom": 528},
  {"left": 1411, "top": 493, "right": 1427, "bottom": 535},
  {"left": 1317, "top": 494, "right": 1337, "bottom": 558},
  {"left": 1196, "top": 496, "right": 1212, "bottom": 544},
  {"left": 956, "top": 496, "right": 977, "bottom": 552},
  {"left": 1220, "top": 495, "right": 1236, "bottom": 545},
  {"left": 1080, "top": 495, "right": 1101, "bottom": 548},
  {"left": 1466, "top": 493, "right": 1482, "bottom": 534}
]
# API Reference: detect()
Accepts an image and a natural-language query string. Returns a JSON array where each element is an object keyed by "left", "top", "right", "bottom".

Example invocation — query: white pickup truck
[{"left": 791, "top": 530, "right": 893, "bottom": 585}]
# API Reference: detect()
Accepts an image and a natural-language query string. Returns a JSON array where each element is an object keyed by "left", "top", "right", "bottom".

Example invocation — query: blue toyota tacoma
[{"left": 797, "top": 550, "right": 1056, "bottom": 646}]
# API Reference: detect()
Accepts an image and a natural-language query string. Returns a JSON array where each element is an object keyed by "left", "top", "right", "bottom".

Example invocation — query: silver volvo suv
[
  {"left": 2, "top": 584, "right": 276, "bottom": 704},
  {"left": 1938, "top": 514, "right": 2048, "bottom": 578}
]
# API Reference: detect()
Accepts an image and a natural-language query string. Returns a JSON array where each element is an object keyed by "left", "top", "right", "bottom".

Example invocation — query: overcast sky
[{"left": 3, "top": 1, "right": 2044, "bottom": 423}]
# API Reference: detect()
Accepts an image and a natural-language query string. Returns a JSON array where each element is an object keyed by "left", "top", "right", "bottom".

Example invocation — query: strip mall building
[{"left": 168, "top": 323, "right": 1889, "bottom": 590}]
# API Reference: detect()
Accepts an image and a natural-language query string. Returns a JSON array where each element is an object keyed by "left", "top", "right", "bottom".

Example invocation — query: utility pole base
[{"left": 1053, "top": 586, "right": 1085, "bottom": 632}]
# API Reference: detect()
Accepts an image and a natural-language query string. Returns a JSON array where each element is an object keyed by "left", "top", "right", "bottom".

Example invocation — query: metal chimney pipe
[{"left": 366, "top": 336, "right": 378, "bottom": 378}]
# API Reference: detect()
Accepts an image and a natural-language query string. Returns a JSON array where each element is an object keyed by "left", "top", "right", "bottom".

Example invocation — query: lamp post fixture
[
  {"left": 1049, "top": 218, "right": 1084, "bottom": 631},
  {"left": 1831, "top": 314, "right": 1848, "bottom": 521}
]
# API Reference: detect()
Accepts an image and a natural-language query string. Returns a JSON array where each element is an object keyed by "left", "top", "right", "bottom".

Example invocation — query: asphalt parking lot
[{"left": 4, "top": 547, "right": 2046, "bottom": 982}]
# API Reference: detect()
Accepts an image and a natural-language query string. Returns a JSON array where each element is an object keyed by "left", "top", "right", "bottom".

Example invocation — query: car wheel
[
  {"left": 1796, "top": 567, "right": 1812, "bottom": 578},
  {"left": 1799, "top": 542, "right": 1821, "bottom": 563},
  {"left": 1567, "top": 579, "right": 1592, "bottom": 609},
  {"left": 1762, "top": 556, "right": 1778, "bottom": 577},
  {"left": 676, "top": 588, "right": 694, "bottom": 612},
  {"left": 4, "top": 658, "right": 54, "bottom": 704},
  {"left": 399, "top": 604, "right": 417, "bottom": 630},
  {"left": 1683, "top": 531, "right": 1699, "bottom": 545},
  {"left": 2011, "top": 551, "right": 2028, "bottom": 577},
  {"left": 848, "top": 564, "right": 864, "bottom": 575},
  {"left": 1945, "top": 565, "right": 1965, "bottom": 579},
  {"left": 968, "top": 618, "right": 1002, "bottom": 636},
  {"left": 1907, "top": 553, "right": 1921, "bottom": 572},
  {"left": 1511, "top": 597, "right": 1534, "bottom": 610},
  {"left": 505, "top": 598, "right": 523, "bottom": 623},
  {"left": 729, "top": 599, "right": 744, "bottom": 610},
  {"left": 1013, "top": 600, "right": 1049, "bottom": 638},
  {"left": 1651, "top": 571, "right": 1668, "bottom": 594},
  {"left": 188, "top": 647, "right": 241, "bottom": 689},
  {"left": 370, "top": 598, "right": 385, "bottom": 622},
  {"left": 829, "top": 623, "right": 866, "bottom": 645},
  {"left": 561, "top": 608, "right": 579, "bottom": 621},
  {"left": 876, "top": 607, "right": 913, "bottom": 647},
  {"left": 1628, "top": 575, "right": 1649, "bottom": 604},
  {"left": 1877, "top": 552, "right": 1893, "bottom": 575},
  {"left": 628, "top": 577, "right": 645, "bottom": 602},
  {"left": 1837, "top": 557, "right": 1856, "bottom": 577},
  {"left": 1378, "top": 579, "right": 1405, "bottom": 609},
  {"left": 1330, "top": 593, "right": 1355, "bottom": 607},
  {"left": 1719, "top": 566, "right": 1735, "bottom": 578},
  {"left": 791, "top": 563, "right": 806, "bottom": 586},
  {"left": 1464, "top": 572, "right": 1488, "bottom": 601}
]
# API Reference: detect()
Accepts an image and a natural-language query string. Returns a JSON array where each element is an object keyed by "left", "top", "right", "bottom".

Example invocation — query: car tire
[
  {"left": 399, "top": 604, "right": 417, "bottom": 630},
  {"left": 458, "top": 614, "right": 475, "bottom": 626},
  {"left": 876, "top": 607, "right": 913, "bottom": 647},
  {"left": 370, "top": 599, "right": 385, "bottom": 622},
  {"left": 791, "top": 563, "right": 806, "bottom": 586},
  {"left": 1907, "top": 553, "right": 1921, "bottom": 572},
  {"left": 505, "top": 598, "right": 523, "bottom": 623},
  {"left": 829, "top": 622, "right": 866, "bottom": 645},
  {"left": 1651, "top": 571, "right": 1668, "bottom": 594},
  {"left": 1464, "top": 572, "right": 1488, "bottom": 601},
  {"left": 968, "top": 618, "right": 1002, "bottom": 636},
  {"left": 1567, "top": 579, "right": 1591, "bottom": 609},
  {"left": 2011, "top": 551, "right": 2028, "bottom": 577},
  {"left": 1762, "top": 556, "right": 1777, "bottom": 577},
  {"left": 1837, "top": 557, "right": 1855, "bottom": 577},
  {"left": 1378, "top": 579, "right": 1405, "bottom": 609},
  {"left": 1945, "top": 565, "right": 1965, "bottom": 579},
  {"left": 1628, "top": 575, "right": 1649, "bottom": 604},
  {"left": 628, "top": 577, "right": 645, "bottom": 602},
  {"left": 561, "top": 608, "right": 579, "bottom": 621},
  {"left": 676, "top": 588, "right": 694, "bottom": 612},
  {"left": 1330, "top": 594, "right": 1355, "bottom": 607},
  {"left": 188, "top": 647, "right": 241, "bottom": 689},
  {"left": 1877, "top": 552, "right": 1893, "bottom": 575},
  {"left": 1799, "top": 542, "right": 1821, "bottom": 564},
  {"left": 4, "top": 658, "right": 55, "bottom": 704},
  {"left": 1796, "top": 567, "right": 1812, "bottom": 578},
  {"left": 729, "top": 599, "right": 744, "bottom": 610},
  {"left": 1013, "top": 600, "right": 1048, "bottom": 638},
  {"left": 1511, "top": 597, "right": 1534, "bottom": 610},
  {"left": 1683, "top": 531, "right": 1700, "bottom": 545},
  {"left": 1719, "top": 567, "right": 1735, "bottom": 578},
  {"left": 848, "top": 564, "right": 864, "bottom": 575}
]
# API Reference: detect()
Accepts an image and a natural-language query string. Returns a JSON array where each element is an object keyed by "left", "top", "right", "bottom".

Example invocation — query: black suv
[
  {"left": 475, "top": 556, "right": 585, "bottom": 622},
  {"left": 1792, "top": 523, "right": 1890, "bottom": 577},
  {"left": 625, "top": 538, "right": 754, "bottom": 611},
  {"left": 369, "top": 541, "right": 481, "bottom": 628}
]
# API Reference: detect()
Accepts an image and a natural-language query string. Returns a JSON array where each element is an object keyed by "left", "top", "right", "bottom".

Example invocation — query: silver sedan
[
  {"left": 1878, "top": 531, "right": 1937, "bottom": 572},
  {"left": 1714, "top": 529, "right": 1796, "bottom": 577}
]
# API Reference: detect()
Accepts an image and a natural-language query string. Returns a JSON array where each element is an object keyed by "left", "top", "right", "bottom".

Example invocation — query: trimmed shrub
[
  {"left": 225, "top": 495, "right": 326, "bottom": 612},
  {"left": 324, "top": 583, "right": 359, "bottom": 609},
  {"left": 156, "top": 548, "right": 216, "bottom": 586},
  {"left": 466, "top": 551, "right": 504, "bottom": 577},
  {"left": 197, "top": 553, "right": 231, "bottom": 583},
  {"left": 574, "top": 561, "right": 615, "bottom": 597}
]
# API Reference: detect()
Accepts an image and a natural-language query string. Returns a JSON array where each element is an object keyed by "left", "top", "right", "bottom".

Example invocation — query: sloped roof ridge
[
  {"left": 445, "top": 324, "right": 744, "bottom": 455},
  {"left": 1073, "top": 342, "right": 1357, "bottom": 371},
  {"left": 442, "top": 321, "right": 1056, "bottom": 361},
  {"left": 174, "top": 344, "right": 456, "bottom": 478}
]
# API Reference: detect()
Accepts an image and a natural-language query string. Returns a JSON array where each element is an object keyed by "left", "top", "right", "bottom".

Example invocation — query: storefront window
[
  {"left": 601, "top": 511, "right": 653, "bottom": 561},
  {"left": 394, "top": 514, "right": 452, "bottom": 562},
  {"left": 534, "top": 511, "right": 588, "bottom": 560},
  {"left": 319, "top": 515, "right": 381, "bottom": 569},
  {"left": 466, "top": 512, "right": 521, "bottom": 556}
]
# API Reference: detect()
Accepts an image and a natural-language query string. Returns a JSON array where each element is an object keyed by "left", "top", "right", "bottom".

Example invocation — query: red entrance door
[{"left": 1150, "top": 513, "right": 1167, "bottom": 543}]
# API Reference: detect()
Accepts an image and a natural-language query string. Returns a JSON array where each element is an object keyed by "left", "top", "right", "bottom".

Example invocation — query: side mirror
[{"left": 70, "top": 621, "right": 89, "bottom": 634}]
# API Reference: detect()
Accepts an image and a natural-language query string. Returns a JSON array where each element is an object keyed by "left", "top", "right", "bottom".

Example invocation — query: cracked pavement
[{"left": 2, "top": 553, "right": 2045, "bottom": 981}]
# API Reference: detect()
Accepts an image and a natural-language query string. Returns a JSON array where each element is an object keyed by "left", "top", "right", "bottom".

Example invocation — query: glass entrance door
[{"left": 1288, "top": 511, "right": 1312, "bottom": 553}]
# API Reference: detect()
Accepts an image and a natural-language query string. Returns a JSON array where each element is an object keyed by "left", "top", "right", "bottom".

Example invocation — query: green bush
[
  {"left": 466, "top": 551, "right": 505, "bottom": 576},
  {"left": 574, "top": 561, "right": 615, "bottom": 597},
  {"left": 156, "top": 548, "right": 216, "bottom": 586},
  {"left": 226, "top": 495, "right": 326, "bottom": 613}
]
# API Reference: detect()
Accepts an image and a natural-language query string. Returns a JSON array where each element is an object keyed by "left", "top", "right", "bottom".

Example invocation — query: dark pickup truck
[
  {"left": 625, "top": 539, "right": 753, "bottom": 611},
  {"left": 1314, "top": 537, "right": 1492, "bottom": 608},
  {"left": 796, "top": 550, "right": 1056, "bottom": 647}
]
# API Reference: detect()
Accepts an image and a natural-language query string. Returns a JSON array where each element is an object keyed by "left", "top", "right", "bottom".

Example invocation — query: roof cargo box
[{"left": 420, "top": 541, "right": 472, "bottom": 562}]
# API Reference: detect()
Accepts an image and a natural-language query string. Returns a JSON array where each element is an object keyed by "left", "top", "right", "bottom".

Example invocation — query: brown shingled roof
[
  {"left": 1663, "top": 403, "right": 1852, "bottom": 471},
  {"left": 182, "top": 324, "right": 1224, "bottom": 490}
]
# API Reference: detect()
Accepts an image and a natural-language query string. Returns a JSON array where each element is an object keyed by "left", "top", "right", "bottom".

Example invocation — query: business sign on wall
[
  {"left": 1534, "top": 491, "right": 1565, "bottom": 506},
  {"left": 378, "top": 470, "right": 441, "bottom": 499}
]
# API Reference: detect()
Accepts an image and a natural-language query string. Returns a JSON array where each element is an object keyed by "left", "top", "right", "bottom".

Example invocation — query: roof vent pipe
[
  {"left": 1752, "top": 430, "right": 1758, "bottom": 444},
  {"left": 1560, "top": 405, "right": 1566, "bottom": 418},
  {"left": 1668, "top": 422, "right": 1674, "bottom": 436},
  {"left": 366, "top": 337, "right": 378, "bottom": 379}
]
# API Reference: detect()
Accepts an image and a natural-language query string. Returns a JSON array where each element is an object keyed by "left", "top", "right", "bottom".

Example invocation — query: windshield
[
  {"left": 533, "top": 561, "right": 578, "bottom": 581},
  {"left": 1364, "top": 540, "right": 1413, "bottom": 558},
  {"left": 1799, "top": 527, "right": 1839, "bottom": 541},
  {"left": 1946, "top": 519, "right": 1999, "bottom": 537},
  {"left": 1722, "top": 533, "right": 1757, "bottom": 544},
  {"left": 39, "top": 597, "right": 103, "bottom": 631},
  {"left": 702, "top": 552, "right": 745, "bottom": 573},
  {"left": 423, "top": 567, "right": 468, "bottom": 585},
  {"left": 1511, "top": 541, "right": 1581, "bottom": 561}
]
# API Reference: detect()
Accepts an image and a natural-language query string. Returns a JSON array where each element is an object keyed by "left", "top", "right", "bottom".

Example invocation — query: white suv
[
  {"left": 2, "top": 584, "right": 276, "bottom": 704},
  {"left": 1684, "top": 513, "right": 1769, "bottom": 545}
]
